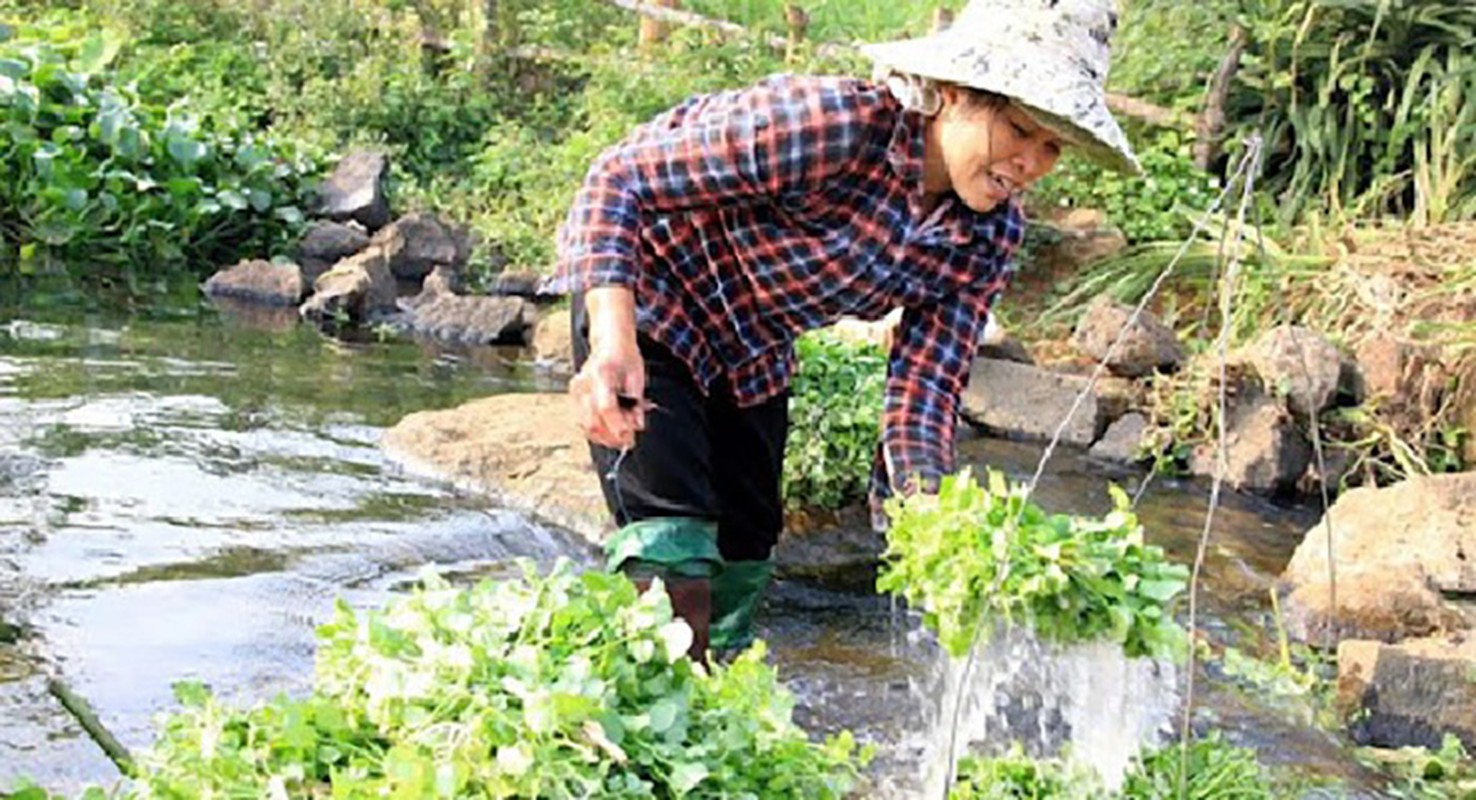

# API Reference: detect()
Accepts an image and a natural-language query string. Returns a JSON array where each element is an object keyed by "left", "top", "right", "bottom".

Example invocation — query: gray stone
[
  {"left": 201, "top": 259, "right": 306, "bottom": 306},
  {"left": 372, "top": 212, "right": 470, "bottom": 281},
  {"left": 1339, "top": 636, "right": 1476, "bottom": 751},
  {"left": 961, "top": 358, "right": 1105, "bottom": 447},
  {"left": 1071, "top": 294, "right": 1185, "bottom": 378},
  {"left": 299, "top": 247, "right": 397, "bottom": 324},
  {"left": 1248, "top": 325, "right": 1342, "bottom": 417},
  {"left": 1282, "top": 473, "right": 1476, "bottom": 643},
  {"left": 316, "top": 150, "right": 391, "bottom": 231},
  {"left": 296, "top": 221, "right": 370, "bottom": 264},
  {"left": 486, "top": 271, "right": 549, "bottom": 299},
  {"left": 1189, "top": 393, "right": 1311, "bottom": 494},
  {"left": 1089, "top": 412, "right": 1149, "bottom": 463},
  {"left": 404, "top": 294, "right": 533, "bottom": 346}
]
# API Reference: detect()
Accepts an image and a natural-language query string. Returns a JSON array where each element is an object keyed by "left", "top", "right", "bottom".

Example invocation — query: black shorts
[{"left": 572, "top": 297, "right": 790, "bottom": 563}]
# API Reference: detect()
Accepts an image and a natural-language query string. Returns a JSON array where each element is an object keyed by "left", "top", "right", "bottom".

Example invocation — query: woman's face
[{"left": 932, "top": 88, "right": 1064, "bottom": 213}]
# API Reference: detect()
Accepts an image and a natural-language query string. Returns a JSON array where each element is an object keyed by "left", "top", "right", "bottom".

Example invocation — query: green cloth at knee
[
  {"left": 709, "top": 559, "right": 774, "bottom": 652},
  {"left": 605, "top": 518, "right": 721, "bottom": 579}
]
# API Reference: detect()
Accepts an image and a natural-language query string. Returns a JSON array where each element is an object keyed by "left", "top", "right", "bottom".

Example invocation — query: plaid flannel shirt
[{"left": 553, "top": 74, "right": 1025, "bottom": 497}]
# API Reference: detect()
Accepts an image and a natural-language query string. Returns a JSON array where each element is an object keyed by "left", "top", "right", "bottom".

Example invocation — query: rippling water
[{"left": 0, "top": 277, "right": 1381, "bottom": 796}]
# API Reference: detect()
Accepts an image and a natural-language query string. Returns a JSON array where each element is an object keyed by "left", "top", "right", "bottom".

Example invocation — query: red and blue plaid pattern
[{"left": 553, "top": 74, "right": 1025, "bottom": 495}]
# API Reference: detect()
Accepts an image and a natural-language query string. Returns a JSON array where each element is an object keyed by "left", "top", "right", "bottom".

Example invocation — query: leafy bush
[
  {"left": 32, "top": 562, "right": 865, "bottom": 798},
  {"left": 877, "top": 470, "right": 1190, "bottom": 660},
  {"left": 1031, "top": 131, "right": 1220, "bottom": 244},
  {"left": 0, "top": 29, "right": 314, "bottom": 271},
  {"left": 782, "top": 331, "right": 887, "bottom": 512}
]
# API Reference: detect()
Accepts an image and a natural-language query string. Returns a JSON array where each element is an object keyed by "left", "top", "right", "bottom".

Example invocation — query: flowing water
[{"left": 0, "top": 277, "right": 1383, "bottom": 797}]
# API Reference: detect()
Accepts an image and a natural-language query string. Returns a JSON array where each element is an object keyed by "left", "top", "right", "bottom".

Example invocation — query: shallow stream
[{"left": 0, "top": 277, "right": 1385, "bottom": 797}]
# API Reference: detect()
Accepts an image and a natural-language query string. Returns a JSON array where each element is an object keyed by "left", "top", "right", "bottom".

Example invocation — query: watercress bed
[
  {"left": 877, "top": 469, "right": 1190, "bottom": 661},
  {"left": 13, "top": 561, "right": 865, "bottom": 799}
]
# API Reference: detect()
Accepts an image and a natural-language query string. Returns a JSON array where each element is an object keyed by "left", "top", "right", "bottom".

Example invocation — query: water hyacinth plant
[
  {"left": 878, "top": 469, "right": 1190, "bottom": 660},
  {"left": 20, "top": 561, "right": 866, "bottom": 799}
]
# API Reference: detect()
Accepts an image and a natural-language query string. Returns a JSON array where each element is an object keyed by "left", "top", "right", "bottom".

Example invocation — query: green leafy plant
[
  {"left": 950, "top": 734, "right": 1277, "bottom": 799},
  {"left": 952, "top": 747, "right": 1104, "bottom": 799},
  {"left": 34, "top": 561, "right": 866, "bottom": 798},
  {"left": 1118, "top": 733, "right": 1276, "bottom": 799},
  {"left": 877, "top": 469, "right": 1190, "bottom": 660},
  {"left": 1031, "top": 131, "right": 1220, "bottom": 244},
  {"left": 782, "top": 330, "right": 887, "bottom": 512},
  {"left": 0, "top": 29, "right": 314, "bottom": 272}
]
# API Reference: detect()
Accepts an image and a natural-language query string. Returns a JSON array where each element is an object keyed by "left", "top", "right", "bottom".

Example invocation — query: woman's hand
[{"left": 571, "top": 287, "right": 646, "bottom": 450}]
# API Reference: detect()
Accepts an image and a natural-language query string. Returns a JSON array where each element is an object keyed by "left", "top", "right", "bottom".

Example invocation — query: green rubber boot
[
  {"left": 708, "top": 559, "right": 775, "bottom": 654},
  {"left": 606, "top": 518, "right": 721, "bottom": 660}
]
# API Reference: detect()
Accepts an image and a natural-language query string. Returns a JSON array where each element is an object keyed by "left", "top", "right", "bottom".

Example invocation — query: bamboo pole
[
  {"left": 48, "top": 678, "right": 135, "bottom": 777},
  {"left": 639, "top": 0, "right": 682, "bottom": 47},
  {"left": 1194, "top": 25, "right": 1247, "bottom": 170},
  {"left": 784, "top": 4, "right": 809, "bottom": 63},
  {"left": 606, "top": 0, "right": 1195, "bottom": 130}
]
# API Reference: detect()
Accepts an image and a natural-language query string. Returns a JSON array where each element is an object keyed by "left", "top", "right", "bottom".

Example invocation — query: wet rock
[
  {"left": 316, "top": 149, "right": 391, "bottom": 231},
  {"left": 201, "top": 259, "right": 306, "bottom": 306},
  {"left": 1339, "top": 636, "right": 1476, "bottom": 750},
  {"left": 383, "top": 395, "right": 882, "bottom": 583},
  {"left": 1189, "top": 394, "right": 1311, "bottom": 494},
  {"left": 1281, "top": 473, "right": 1476, "bottom": 643},
  {"left": 403, "top": 293, "right": 533, "bottom": 346},
  {"left": 1089, "top": 412, "right": 1149, "bottom": 463},
  {"left": 773, "top": 505, "right": 884, "bottom": 589},
  {"left": 383, "top": 393, "right": 610, "bottom": 544},
  {"left": 296, "top": 221, "right": 369, "bottom": 266},
  {"left": 531, "top": 308, "right": 574, "bottom": 370},
  {"left": 1248, "top": 325, "right": 1341, "bottom": 417},
  {"left": 961, "top": 358, "right": 1105, "bottom": 447},
  {"left": 299, "top": 246, "right": 397, "bottom": 324},
  {"left": 372, "top": 212, "right": 471, "bottom": 282},
  {"left": 1071, "top": 294, "right": 1185, "bottom": 378},
  {"left": 486, "top": 271, "right": 550, "bottom": 299}
]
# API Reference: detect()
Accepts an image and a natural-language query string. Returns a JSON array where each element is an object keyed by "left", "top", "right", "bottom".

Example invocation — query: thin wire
[
  {"left": 935, "top": 143, "right": 1266, "bottom": 797},
  {"left": 605, "top": 446, "right": 633, "bottom": 525},
  {"left": 1252, "top": 220, "right": 1340, "bottom": 650},
  {"left": 1178, "top": 133, "right": 1264, "bottom": 798}
]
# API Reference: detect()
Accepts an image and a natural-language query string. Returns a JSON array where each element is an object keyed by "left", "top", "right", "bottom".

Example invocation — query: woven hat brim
[{"left": 862, "top": 35, "right": 1141, "bottom": 176}]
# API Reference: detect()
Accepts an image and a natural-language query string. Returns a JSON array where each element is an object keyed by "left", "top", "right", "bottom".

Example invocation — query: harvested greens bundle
[{"left": 878, "top": 470, "right": 1190, "bottom": 660}]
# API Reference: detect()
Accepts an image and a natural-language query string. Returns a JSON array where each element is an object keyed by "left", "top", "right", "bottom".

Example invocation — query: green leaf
[
  {"left": 74, "top": 34, "right": 122, "bottom": 75},
  {"left": 167, "top": 136, "right": 209, "bottom": 167},
  {"left": 669, "top": 762, "right": 709, "bottom": 794}
]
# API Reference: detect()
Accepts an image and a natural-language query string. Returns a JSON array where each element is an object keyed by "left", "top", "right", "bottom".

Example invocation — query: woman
[{"left": 553, "top": 0, "right": 1138, "bottom": 657}]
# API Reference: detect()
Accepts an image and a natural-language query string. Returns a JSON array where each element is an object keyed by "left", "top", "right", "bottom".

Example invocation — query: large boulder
[
  {"left": 1031, "top": 208, "right": 1129, "bottom": 275},
  {"left": 486, "top": 271, "right": 552, "bottom": 300},
  {"left": 1248, "top": 325, "right": 1342, "bottom": 417},
  {"left": 961, "top": 358, "right": 1105, "bottom": 447},
  {"left": 299, "top": 246, "right": 398, "bottom": 324},
  {"left": 372, "top": 212, "right": 471, "bottom": 282},
  {"left": 1281, "top": 473, "right": 1476, "bottom": 643},
  {"left": 1189, "top": 393, "right": 1311, "bottom": 494},
  {"left": 1070, "top": 294, "right": 1185, "bottom": 378},
  {"left": 316, "top": 150, "right": 391, "bottom": 231},
  {"left": 201, "top": 259, "right": 306, "bottom": 306},
  {"left": 383, "top": 394, "right": 610, "bottom": 545},
  {"left": 1338, "top": 636, "right": 1476, "bottom": 750},
  {"left": 295, "top": 221, "right": 370, "bottom": 284}
]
